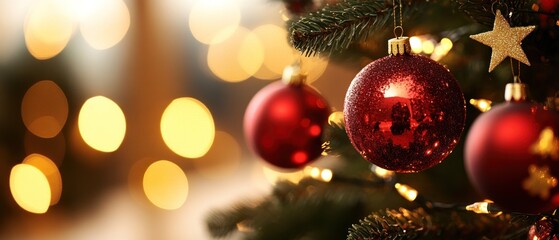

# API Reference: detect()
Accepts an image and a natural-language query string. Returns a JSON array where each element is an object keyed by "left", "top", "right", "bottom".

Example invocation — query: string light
[
  {"left": 305, "top": 167, "right": 334, "bottom": 182},
  {"left": 469, "top": 99, "right": 493, "bottom": 112},
  {"left": 394, "top": 183, "right": 418, "bottom": 202},
  {"left": 298, "top": 165, "right": 526, "bottom": 220},
  {"left": 409, "top": 36, "right": 423, "bottom": 53},
  {"left": 465, "top": 200, "right": 502, "bottom": 216},
  {"left": 371, "top": 165, "right": 395, "bottom": 181},
  {"left": 320, "top": 169, "right": 333, "bottom": 182},
  {"left": 309, "top": 167, "right": 320, "bottom": 179},
  {"left": 409, "top": 36, "right": 454, "bottom": 60}
]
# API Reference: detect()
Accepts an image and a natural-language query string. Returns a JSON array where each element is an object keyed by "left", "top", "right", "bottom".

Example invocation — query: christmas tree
[{"left": 207, "top": 0, "right": 559, "bottom": 239}]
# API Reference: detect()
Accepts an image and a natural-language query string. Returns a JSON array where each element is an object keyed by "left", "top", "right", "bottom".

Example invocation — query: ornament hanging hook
[
  {"left": 392, "top": 0, "right": 404, "bottom": 38},
  {"left": 509, "top": 58, "right": 522, "bottom": 83},
  {"left": 491, "top": 0, "right": 509, "bottom": 18}
]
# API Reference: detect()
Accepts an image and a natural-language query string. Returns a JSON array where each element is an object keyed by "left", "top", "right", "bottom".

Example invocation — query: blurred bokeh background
[{"left": 0, "top": 0, "right": 358, "bottom": 239}]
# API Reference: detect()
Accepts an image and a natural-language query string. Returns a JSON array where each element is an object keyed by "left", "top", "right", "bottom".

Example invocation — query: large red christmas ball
[
  {"left": 344, "top": 54, "right": 465, "bottom": 172},
  {"left": 465, "top": 101, "right": 559, "bottom": 213},
  {"left": 244, "top": 81, "right": 330, "bottom": 169}
]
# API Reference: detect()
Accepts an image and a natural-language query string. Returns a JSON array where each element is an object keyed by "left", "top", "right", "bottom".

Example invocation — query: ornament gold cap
[
  {"left": 282, "top": 64, "right": 306, "bottom": 85},
  {"left": 388, "top": 37, "right": 411, "bottom": 56},
  {"left": 505, "top": 83, "right": 528, "bottom": 102}
]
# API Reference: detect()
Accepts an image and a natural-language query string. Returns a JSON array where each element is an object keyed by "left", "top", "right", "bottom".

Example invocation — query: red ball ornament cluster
[
  {"left": 344, "top": 37, "right": 466, "bottom": 172},
  {"left": 244, "top": 66, "right": 331, "bottom": 169},
  {"left": 465, "top": 83, "right": 559, "bottom": 213}
]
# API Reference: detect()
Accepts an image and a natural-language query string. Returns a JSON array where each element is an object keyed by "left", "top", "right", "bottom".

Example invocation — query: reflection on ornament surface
[
  {"left": 523, "top": 164, "right": 558, "bottom": 200},
  {"left": 531, "top": 127, "right": 559, "bottom": 160},
  {"left": 344, "top": 54, "right": 465, "bottom": 172}
]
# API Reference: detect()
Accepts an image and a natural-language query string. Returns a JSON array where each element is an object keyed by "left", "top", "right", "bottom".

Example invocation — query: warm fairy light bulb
[
  {"left": 440, "top": 38, "right": 453, "bottom": 52},
  {"left": 371, "top": 165, "right": 395, "bottom": 180},
  {"left": 320, "top": 169, "right": 333, "bottom": 182},
  {"left": 309, "top": 167, "right": 320, "bottom": 179},
  {"left": 465, "top": 200, "right": 502, "bottom": 215},
  {"left": 422, "top": 40, "right": 435, "bottom": 54},
  {"left": 430, "top": 38, "right": 454, "bottom": 61},
  {"left": 469, "top": 99, "right": 492, "bottom": 112},
  {"left": 465, "top": 201, "right": 490, "bottom": 214},
  {"left": 409, "top": 36, "right": 422, "bottom": 54},
  {"left": 304, "top": 167, "right": 333, "bottom": 182},
  {"left": 394, "top": 183, "right": 418, "bottom": 202}
]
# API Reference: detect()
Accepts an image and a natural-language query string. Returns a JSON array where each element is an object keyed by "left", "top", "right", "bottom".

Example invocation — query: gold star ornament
[
  {"left": 531, "top": 127, "right": 559, "bottom": 160},
  {"left": 470, "top": 10, "right": 536, "bottom": 72},
  {"left": 522, "top": 164, "right": 558, "bottom": 200}
]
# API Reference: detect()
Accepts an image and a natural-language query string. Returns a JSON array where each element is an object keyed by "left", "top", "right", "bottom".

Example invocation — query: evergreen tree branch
[
  {"left": 323, "top": 121, "right": 379, "bottom": 176},
  {"left": 456, "top": 0, "right": 543, "bottom": 27},
  {"left": 347, "top": 208, "right": 539, "bottom": 240},
  {"left": 289, "top": 0, "right": 429, "bottom": 56},
  {"left": 206, "top": 177, "right": 410, "bottom": 239},
  {"left": 323, "top": 121, "right": 363, "bottom": 162}
]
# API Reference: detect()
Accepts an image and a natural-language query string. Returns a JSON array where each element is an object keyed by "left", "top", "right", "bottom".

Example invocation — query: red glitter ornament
[
  {"left": 465, "top": 84, "right": 559, "bottom": 213},
  {"left": 528, "top": 217, "right": 559, "bottom": 240},
  {"left": 244, "top": 66, "right": 330, "bottom": 169},
  {"left": 344, "top": 37, "right": 465, "bottom": 173}
]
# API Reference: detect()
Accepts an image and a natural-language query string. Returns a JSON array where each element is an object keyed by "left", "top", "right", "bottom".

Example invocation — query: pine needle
[
  {"left": 347, "top": 208, "right": 538, "bottom": 240},
  {"left": 289, "top": 0, "right": 428, "bottom": 56}
]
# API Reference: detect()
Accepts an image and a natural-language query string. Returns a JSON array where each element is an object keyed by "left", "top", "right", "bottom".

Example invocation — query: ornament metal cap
[
  {"left": 388, "top": 37, "right": 411, "bottom": 56},
  {"left": 282, "top": 64, "right": 306, "bottom": 85},
  {"left": 505, "top": 83, "right": 528, "bottom": 102}
]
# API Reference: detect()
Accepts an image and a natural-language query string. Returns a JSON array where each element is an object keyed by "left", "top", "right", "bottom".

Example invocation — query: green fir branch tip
[
  {"left": 347, "top": 208, "right": 538, "bottom": 240},
  {"left": 289, "top": 0, "right": 428, "bottom": 56}
]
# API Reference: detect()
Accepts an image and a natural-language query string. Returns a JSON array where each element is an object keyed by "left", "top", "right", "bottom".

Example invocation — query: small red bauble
[
  {"left": 344, "top": 52, "right": 465, "bottom": 172},
  {"left": 244, "top": 81, "right": 330, "bottom": 169},
  {"left": 538, "top": 0, "right": 559, "bottom": 27},
  {"left": 465, "top": 96, "right": 559, "bottom": 213}
]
